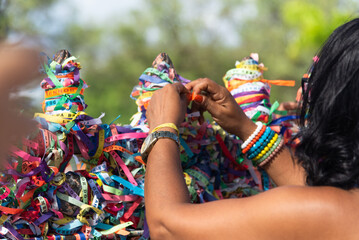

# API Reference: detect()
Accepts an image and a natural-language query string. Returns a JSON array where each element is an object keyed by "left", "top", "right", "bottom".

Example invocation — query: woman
[{"left": 144, "top": 18, "right": 359, "bottom": 239}]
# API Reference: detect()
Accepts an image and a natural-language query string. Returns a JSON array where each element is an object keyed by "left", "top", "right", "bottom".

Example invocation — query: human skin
[
  {"left": 145, "top": 80, "right": 359, "bottom": 240},
  {"left": 0, "top": 43, "right": 39, "bottom": 163}
]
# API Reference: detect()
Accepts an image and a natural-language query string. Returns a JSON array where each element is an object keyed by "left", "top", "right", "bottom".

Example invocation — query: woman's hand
[
  {"left": 146, "top": 83, "right": 190, "bottom": 132},
  {"left": 186, "top": 78, "right": 255, "bottom": 139},
  {"left": 0, "top": 44, "right": 39, "bottom": 162}
]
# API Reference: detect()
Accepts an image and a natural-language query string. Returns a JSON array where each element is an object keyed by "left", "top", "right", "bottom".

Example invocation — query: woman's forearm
[
  {"left": 234, "top": 117, "right": 306, "bottom": 186},
  {"left": 261, "top": 147, "right": 306, "bottom": 186},
  {"left": 145, "top": 134, "right": 190, "bottom": 238}
]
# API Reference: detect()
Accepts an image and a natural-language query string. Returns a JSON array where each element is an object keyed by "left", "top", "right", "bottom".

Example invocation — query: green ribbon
[
  {"left": 185, "top": 169, "right": 210, "bottom": 186},
  {"left": 98, "top": 221, "right": 133, "bottom": 235},
  {"left": 102, "top": 184, "right": 123, "bottom": 196},
  {"left": 143, "top": 68, "right": 173, "bottom": 83},
  {"left": 267, "top": 101, "right": 280, "bottom": 124},
  {"left": 250, "top": 101, "right": 281, "bottom": 124},
  {"left": 251, "top": 111, "right": 262, "bottom": 122},
  {"left": 61, "top": 56, "right": 77, "bottom": 67},
  {"left": 224, "top": 68, "right": 259, "bottom": 81},
  {"left": 54, "top": 79, "right": 84, "bottom": 111},
  {"left": 44, "top": 64, "right": 63, "bottom": 88}
]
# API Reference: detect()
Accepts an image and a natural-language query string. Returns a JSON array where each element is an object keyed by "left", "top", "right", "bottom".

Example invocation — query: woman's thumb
[{"left": 193, "top": 94, "right": 215, "bottom": 113}]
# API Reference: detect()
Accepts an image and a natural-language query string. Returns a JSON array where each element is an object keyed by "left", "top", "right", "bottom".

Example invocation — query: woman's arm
[
  {"left": 145, "top": 83, "right": 191, "bottom": 237},
  {"left": 185, "top": 78, "right": 305, "bottom": 186},
  {"left": 145, "top": 83, "right": 344, "bottom": 240}
]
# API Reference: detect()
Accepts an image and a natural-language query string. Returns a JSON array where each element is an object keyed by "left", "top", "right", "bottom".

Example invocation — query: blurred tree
[
  {"left": 0, "top": 0, "right": 59, "bottom": 117},
  {"left": 240, "top": 0, "right": 358, "bottom": 103},
  {"left": 0, "top": 0, "right": 58, "bottom": 39},
  {"left": 65, "top": 0, "right": 249, "bottom": 124},
  {"left": 5, "top": 0, "right": 355, "bottom": 124},
  {"left": 281, "top": 0, "right": 355, "bottom": 60},
  {"left": 0, "top": 0, "right": 9, "bottom": 39}
]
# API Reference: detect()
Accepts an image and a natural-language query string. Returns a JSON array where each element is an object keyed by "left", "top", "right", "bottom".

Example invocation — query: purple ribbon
[
  {"left": 73, "top": 67, "right": 80, "bottom": 85},
  {"left": 240, "top": 100, "right": 265, "bottom": 110},
  {"left": 60, "top": 182, "right": 81, "bottom": 201},
  {"left": 43, "top": 77, "right": 56, "bottom": 88},
  {"left": 143, "top": 216, "right": 150, "bottom": 238},
  {"left": 3, "top": 222, "right": 25, "bottom": 240},
  {"left": 116, "top": 126, "right": 135, "bottom": 133},
  {"left": 232, "top": 88, "right": 269, "bottom": 99},
  {"left": 55, "top": 64, "right": 62, "bottom": 73},
  {"left": 6, "top": 161, "right": 46, "bottom": 178},
  {"left": 139, "top": 74, "right": 164, "bottom": 84},
  {"left": 76, "top": 114, "right": 94, "bottom": 121},
  {"left": 33, "top": 212, "right": 53, "bottom": 225}
]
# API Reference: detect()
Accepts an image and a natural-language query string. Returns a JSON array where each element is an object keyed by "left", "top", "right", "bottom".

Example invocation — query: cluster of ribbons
[
  {"left": 223, "top": 54, "right": 300, "bottom": 144},
  {"left": 130, "top": 53, "right": 190, "bottom": 128},
  {"left": 0, "top": 113, "right": 151, "bottom": 239},
  {"left": 129, "top": 53, "right": 275, "bottom": 199},
  {"left": 223, "top": 53, "right": 296, "bottom": 124},
  {"left": 40, "top": 54, "right": 87, "bottom": 114},
  {"left": 0, "top": 51, "right": 149, "bottom": 240},
  {"left": 0, "top": 51, "right": 295, "bottom": 240}
]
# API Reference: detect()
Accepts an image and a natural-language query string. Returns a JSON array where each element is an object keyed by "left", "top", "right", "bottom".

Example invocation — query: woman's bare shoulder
[
  {"left": 252, "top": 185, "right": 359, "bottom": 239},
  {"left": 266, "top": 184, "right": 359, "bottom": 208},
  {"left": 160, "top": 185, "right": 359, "bottom": 240}
]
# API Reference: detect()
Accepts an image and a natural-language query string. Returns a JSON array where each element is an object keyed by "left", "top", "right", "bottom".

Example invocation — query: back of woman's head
[{"left": 296, "top": 18, "right": 359, "bottom": 189}]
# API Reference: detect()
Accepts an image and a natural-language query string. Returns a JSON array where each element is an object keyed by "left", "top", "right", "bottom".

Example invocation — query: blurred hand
[
  {"left": 277, "top": 101, "right": 300, "bottom": 115},
  {"left": 0, "top": 44, "right": 39, "bottom": 90},
  {"left": 185, "top": 78, "right": 254, "bottom": 138},
  {"left": 274, "top": 100, "right": 300, "bottom": 122},
  {"left": 0, "top": 43, "right": 40, "bottom": 162},
  {"left": 146, "top": 83, "right": 190, "bottom": 132}
]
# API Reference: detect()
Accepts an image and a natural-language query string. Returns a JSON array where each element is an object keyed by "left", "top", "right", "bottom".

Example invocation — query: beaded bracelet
[
  {"left": 241, "top": 123, "right": 284, "bottom": 167},
  {"left": 242, "top": 125, "right": 266, "bottom": 154},
  {"left": 255, "top": 135, "right": 281, "bottom": 165},
  {"left": 241, "top": 122, "right": 263, "bottom": 149},
  {"left": 242, "top": 124, "right": 266, "bottom": 154},
  {"left": 258, "top": 138, "right": 284, "bottom": 167},
  {"left": 250, "top": 132, "right": 277, "bottom": 161},
  {"left": 246, "top": 129, "right": 275, "bottom": 159}
]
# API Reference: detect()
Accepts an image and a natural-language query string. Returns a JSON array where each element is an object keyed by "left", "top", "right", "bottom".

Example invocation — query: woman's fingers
[
  {"left": 186, "top": 77, "right": 253, "bottom": 136},
  {"left": 147, "top": 83, "right": 190, "bottom": 131},
  {"left": 173, "top": 82, "right": 189, "bottom": 94},
  {"left": 185, "top": 78, "right": 220, "bottom": 96},
  {"left": 186, "top": 78, "right": 228, "bottom": 115},
  {"left": 173, "top": 83, "right": 191, "bottom": 105},
  {"left": 194, "top": 94, "right": 218, "bottom": 115},
  {"left": 278, "top": 101, "right": 300, "bottom": 111}
]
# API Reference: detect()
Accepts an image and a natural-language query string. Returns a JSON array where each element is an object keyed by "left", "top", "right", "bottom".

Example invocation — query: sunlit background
[{"left": 1, "top": 0, "right": 358, "bottom": 123}]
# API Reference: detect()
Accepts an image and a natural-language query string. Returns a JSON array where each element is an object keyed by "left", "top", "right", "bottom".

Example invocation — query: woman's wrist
[
  {"left": 151, "top": 123, "right": 179, "bottom": 135},
  {"left": 155, "top": 127, "right": 178, "bottom": 135},
  {"left": 232, "top": 117, "right": 257, "bottom": 141}
]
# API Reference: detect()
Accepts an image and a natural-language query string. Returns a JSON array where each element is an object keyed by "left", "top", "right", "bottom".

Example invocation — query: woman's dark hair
[{"left": 296, "top": 18, "right": 359, "bottom": 190}]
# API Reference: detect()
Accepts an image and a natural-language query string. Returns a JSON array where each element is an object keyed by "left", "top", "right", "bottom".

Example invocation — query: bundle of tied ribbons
[{"left": 0, "top": 50, "right": 296, "bottom": 240}]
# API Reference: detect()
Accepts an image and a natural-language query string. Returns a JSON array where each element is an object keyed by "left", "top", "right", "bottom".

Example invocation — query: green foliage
[
  {"left": 0, "top": 0, "right": 57, "bottom": 38},
  {"left": 281, "top": 0, "right": 356, "bottom": 59},
  {"left": 240, "top": 0, "right": 358, "bottom": 103},
  {"left": 0, "top": 1, "right": 8, "bottom": 39}
]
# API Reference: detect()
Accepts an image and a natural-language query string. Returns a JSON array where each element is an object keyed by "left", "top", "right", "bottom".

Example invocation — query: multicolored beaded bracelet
[
  {"left": 242, "top": 124, "right": 266, "bottom": 154},
  {"left": 251, "top": 133, "right": 278, "bottom": 161},
  {"left": 255, "top": 135, "right": 281, "bottom": 165},
  {"left": 241, "top": 122, "right": 263, "bottom": 149},
  {"left": 241, "top": 123, "right": 284, "bottom": 167},
  {"left": 246, "top": 129, "right": 275, "bottom": 159},
  {"left": 258, "top": 138, "right": 284, "bottom": 167}
]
